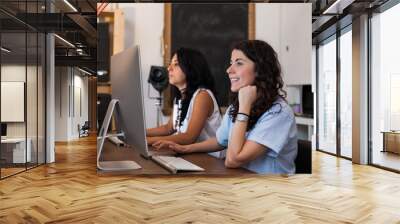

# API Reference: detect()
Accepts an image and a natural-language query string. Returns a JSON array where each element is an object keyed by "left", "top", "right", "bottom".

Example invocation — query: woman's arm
[
  {"left": 146, "top": 117, "right": 174, "bottom": 137},
  {"left": 153, "top": 137, "right": 224, "bottom": 154},
  {"left": 225, "top": 86, "right": 266, "bottom": 168},
  {"left": 225, "top": 122, "right": 266, "bottom": 168},
  {"left": 147, "top": 90, "right": 214, "bottom": 145}
]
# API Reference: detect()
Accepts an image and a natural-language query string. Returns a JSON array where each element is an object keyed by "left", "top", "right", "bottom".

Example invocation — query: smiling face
[
  {"left": 226, "top": 49, "right": 256, "bottom": 93},
  {"left": 167, "top": 54, "right": 187, "bottom": 90}
]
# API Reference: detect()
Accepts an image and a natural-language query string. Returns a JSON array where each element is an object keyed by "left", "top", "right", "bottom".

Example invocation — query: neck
[
  {"left": 173, "top": 81, "right": 186, "bottom": 91},
  {"left": 179, "top": 87, "right": 186, "bottom": 93},
  {"left": 177, "top": 85, "right": 186, "bottom": 98}
]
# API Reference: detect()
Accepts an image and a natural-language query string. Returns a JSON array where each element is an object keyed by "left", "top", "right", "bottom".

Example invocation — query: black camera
[{"left": 148, "top": 65, "right": 169, "bottom": 94}]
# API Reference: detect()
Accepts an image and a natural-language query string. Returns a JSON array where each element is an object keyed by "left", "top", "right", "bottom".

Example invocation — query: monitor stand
[{"left": 97, "top": 99, "right": 141, "bottom": 171}]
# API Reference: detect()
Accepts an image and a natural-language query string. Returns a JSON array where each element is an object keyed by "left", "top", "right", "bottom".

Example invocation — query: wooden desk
[
  {"left": 98, "top": 141, "right": 253, "bottom": 176},
  {"left": 1, "top": 138, "right": 31, "bottom": 163},
  {"left": 382, "top": 131, "right": 400, "bottom": 154}
]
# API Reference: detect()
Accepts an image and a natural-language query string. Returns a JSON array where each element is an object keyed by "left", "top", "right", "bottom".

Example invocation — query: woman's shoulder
[
  {"left": 194, "top": 88, "right": 213, "bottom": 100},
  {"left": 261, "top": 97, "right": 294, "bottom": 119},
  {"left": 192, "top": 88, "right": 218, "bottom": 105},
  {"left": 195, "top": 88, "right": 216, "bottom": 97},
  {"left": 191, "top": 88, "right": 215, "bottom": 110}
]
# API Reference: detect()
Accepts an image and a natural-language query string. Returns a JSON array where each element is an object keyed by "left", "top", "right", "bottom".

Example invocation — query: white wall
[
  {"left": 1, "top": 65, "right": 26, "bottom": 81},
  {"left": 1, "top": 66, "right": 26, "bottom": 127},
  {"left": 113, "top": 3, "right": 166, "bottom": 129},
  {"left": 72, "top": 74, "right": 89, "bottom": 137},
  {"left": 75, "top": 74, "right": 89, "bottom": 123},
  {"left": 256, "top": 3, "right": 312, "bottom": 86},
  {"left": 55, "top": 67, "right": 89, "bottom": 141},
  {"left": 1, "top": 65, "right": 35, "bottom": 137},
  {"left": 256, "top": 4, "right": 282, "bottom": 61},
  {"left": 55, "top": 67, "right": 69, "bottom": 141},
  {"left": 2, "top": 64, "right": 47, "bottom": 163}
]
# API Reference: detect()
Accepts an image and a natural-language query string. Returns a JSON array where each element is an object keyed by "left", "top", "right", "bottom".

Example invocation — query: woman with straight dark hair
[
  {"left": 146, "top": 47, "right": 222, "bottom": 148},
  {"left": 153, "top": 40, "right": 298, "bottom": 174}
]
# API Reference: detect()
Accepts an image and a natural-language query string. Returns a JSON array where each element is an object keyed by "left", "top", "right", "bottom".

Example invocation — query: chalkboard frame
[{"left": 162, "top": 3, "right": 255, "bottom": 116}]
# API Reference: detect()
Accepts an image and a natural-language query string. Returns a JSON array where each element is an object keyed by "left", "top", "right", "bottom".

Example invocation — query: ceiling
[
  {"left": 311, "top": 0, "right": 390, "bottom": 43},
  {"left": 1, "top": 0, "right": 394, "bottom": 72},
  {"left": 0, "top": 0, "right": 97, "bottom": 73}
]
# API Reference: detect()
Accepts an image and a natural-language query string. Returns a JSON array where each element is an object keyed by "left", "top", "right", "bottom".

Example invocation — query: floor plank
[{"left": 0, "top": 136, "right": 400, "bottom": 223}]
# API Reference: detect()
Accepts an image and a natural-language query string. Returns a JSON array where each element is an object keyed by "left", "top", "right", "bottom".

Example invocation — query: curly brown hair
[{"left": 229, "top": 40, "right": 286, "bottom": 131}]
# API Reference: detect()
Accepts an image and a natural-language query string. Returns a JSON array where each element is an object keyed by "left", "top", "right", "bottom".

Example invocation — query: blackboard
[{"left": 171, "top": 4, "right": 248, "bottom": 106}]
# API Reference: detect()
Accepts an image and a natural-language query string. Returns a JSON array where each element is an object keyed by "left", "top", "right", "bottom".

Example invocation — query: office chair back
[
  {"left": 82, "top": 121, "right": 90, "bottom": 130},
  {"left": 295, "top": 140, "right": 312, "bottom": 174}
]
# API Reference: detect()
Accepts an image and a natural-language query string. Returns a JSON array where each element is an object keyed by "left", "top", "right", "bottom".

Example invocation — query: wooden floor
[
  {"left": 1, "top": 136, "right": 400, "bottom": 223},
  {"left": 0, "top": 167, "right": 26, "bottom": 178},
  {"left": 1, "top": 163, "right": 45, "bottom": 178}
]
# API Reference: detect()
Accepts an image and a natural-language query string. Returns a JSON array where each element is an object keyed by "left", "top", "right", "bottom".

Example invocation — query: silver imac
[
  {"left": 97, "top": 46, "right": 149, "bottom": 171},
  {"left": 98, "top": 45, "right": 194, "bottom": 173},
  {"left": 110, "top": 46, "right": 151, "bottom": 158}
]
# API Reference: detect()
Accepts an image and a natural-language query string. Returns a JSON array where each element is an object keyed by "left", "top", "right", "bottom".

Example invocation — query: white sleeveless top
[{"left": 172, "top": 88, "right": 222, "bottom": 143}]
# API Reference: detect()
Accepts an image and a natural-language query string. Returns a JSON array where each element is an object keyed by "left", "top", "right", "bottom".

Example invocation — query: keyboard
[{"left": 151, "top": 155, "right": 204, "bottom": 174}]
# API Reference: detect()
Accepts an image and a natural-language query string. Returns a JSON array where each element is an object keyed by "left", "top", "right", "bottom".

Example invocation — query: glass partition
[
  {"left": 317, "top": 35, "right": 337, "bottom": 155},
  {"left": 1, "top": 31, "right": 28, "bottom": 177},
  {"left": 27, "top": 31, "right": 38, "bottom": 170},
  {"left": 339, "top": 27, "right": 352, "bottom": 158},
  {"left": 38, "top": 32, "right": 45, "bottom": 165},
  {"left": 370, "top": 3, "right": 400, "bottom": 171},
  {"left": 0, "top": 0, "right": 46, "bottom": 179}
]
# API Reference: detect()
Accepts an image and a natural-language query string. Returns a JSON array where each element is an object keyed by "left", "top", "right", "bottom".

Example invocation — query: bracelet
[
  {"left": 236, "top": 113, "right": 250, "bottom": 122},
  {"left": 237, "top": 112, "right": 249, "bottom": 117}
]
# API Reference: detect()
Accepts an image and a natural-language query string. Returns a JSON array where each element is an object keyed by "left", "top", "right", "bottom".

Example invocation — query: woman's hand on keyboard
[
  {"left": 152, "top": 140, "right": 172, "bottom": 150},
  {"left": 152, "top": 140, "right": 190, "bottom": 153},
  {"left": 168, "top": 142, "right": 191, "bottom": 153}
]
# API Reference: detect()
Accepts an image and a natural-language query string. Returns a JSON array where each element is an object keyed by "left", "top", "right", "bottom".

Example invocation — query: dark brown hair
[
  {"left": 229, "top": 40, "right": 286, "bottom": 131},
  {"left": 170, "top": 47, "right": 216, "bottom": 127}
]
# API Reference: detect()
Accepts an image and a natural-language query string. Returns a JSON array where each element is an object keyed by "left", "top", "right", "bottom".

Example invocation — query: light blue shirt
[{"left": 216, "top": 97, "right": 298, "bottom": 174}]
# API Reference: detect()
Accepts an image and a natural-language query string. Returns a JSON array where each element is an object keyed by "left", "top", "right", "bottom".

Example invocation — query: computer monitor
[
  {"left": 1, "top": 123, "right": 6, "bottom": 137},
  {"left": 110, "top": 46, "right": 151, "bottom": 158}
]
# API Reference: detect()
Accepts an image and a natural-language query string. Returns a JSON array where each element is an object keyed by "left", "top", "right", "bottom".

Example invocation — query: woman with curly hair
[
  {"left": 146, "top": 47, "right": 221, "bottom": 146},
  {"left": 153, "top": 40, "right": 298, "bottom": 174}
]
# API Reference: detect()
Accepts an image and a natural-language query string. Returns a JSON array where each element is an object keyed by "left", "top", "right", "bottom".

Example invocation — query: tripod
[
  {"left": 155, "top": 94, "right": 163, "bottom": 127},
  {"left": 148, "top": 84, "right": 164, "bottom": 127}
]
